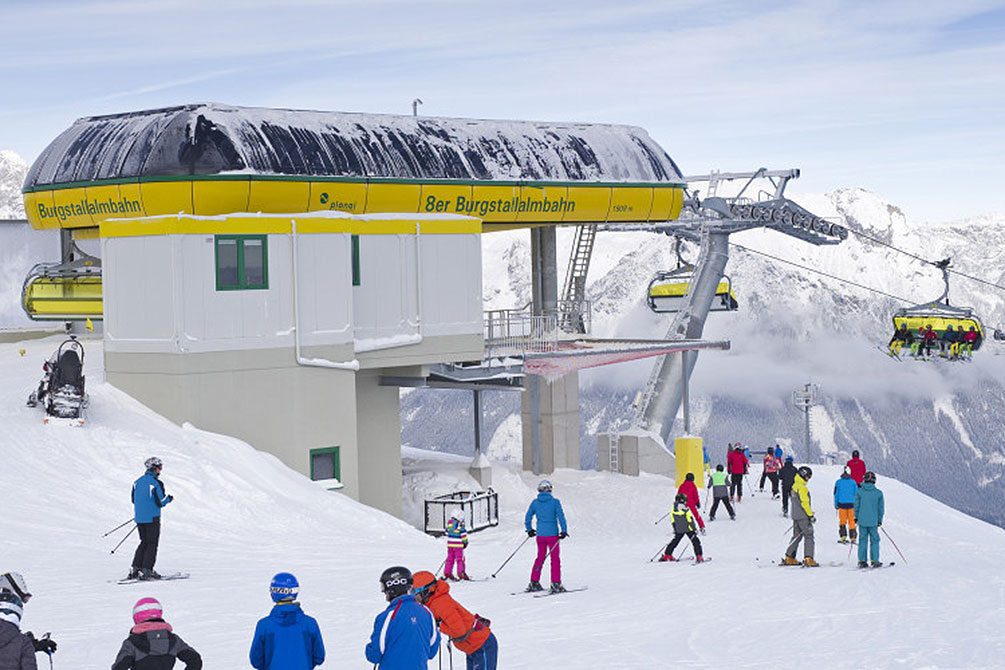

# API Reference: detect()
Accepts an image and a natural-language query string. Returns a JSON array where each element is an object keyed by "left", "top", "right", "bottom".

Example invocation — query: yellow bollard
[{"left": 674, "top": 436, "right": 704, "bottom": 488}]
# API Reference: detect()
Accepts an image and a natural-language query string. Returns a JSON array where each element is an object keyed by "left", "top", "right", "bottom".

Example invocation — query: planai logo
[{"left": 319, "top": 192, "right": 329, "bottom": 204}]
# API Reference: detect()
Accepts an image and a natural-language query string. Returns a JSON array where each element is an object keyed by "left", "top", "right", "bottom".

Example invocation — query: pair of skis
[
  {"left": 510, "top": 586, "right": 589, "bottom": 598},
  {"left": 115, "top": 574, "right": 189, "bottom": 582}
]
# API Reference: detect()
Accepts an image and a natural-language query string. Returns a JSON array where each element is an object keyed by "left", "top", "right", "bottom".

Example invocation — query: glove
[
  {"left": 809, "top": 515, "right": 816, "bottom": 524},
  {"left": 462, "top": 540, "right": 468, "bottom": 548},
  {"left": 877, "top": 522, "right": 882, "bottom": 527},
  {"left": 558, "top": 532, "right": 568, "bottom": 540},
  {"left": 165, "top": 495, "right": 174, "bottom": 503},
  {"left": 700, "top": 528, "right": 707, "bottom": 536},
  {"left": 527, "top": 529, "right": 536, "bottom": 538},
  {"left": 28, "top": 633, "right": 57, "bottom": 655}
]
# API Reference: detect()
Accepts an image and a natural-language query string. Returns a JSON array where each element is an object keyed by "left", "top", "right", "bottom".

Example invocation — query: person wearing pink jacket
[{"left": 760, "top": 450, "right": 782, "bottom": 498}]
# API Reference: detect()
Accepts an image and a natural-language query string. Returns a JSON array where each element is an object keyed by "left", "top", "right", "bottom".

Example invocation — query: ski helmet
[
  {"left": 675, "top": 493, "right": 688, "bottom": 506},
  {"left": 685, "top": 472, "right": 695, "bottom": 482},
  {"left": 852, "top": 450, "right": 860, "bottom": 458},
  {"left": 0, "top": 572, "right": 30, "bottom": 603},
  {"left": 411, "top": 571, "right": 437, "bottom": 601},
  {"left": 843, "top": 466, "right": 851, "bottom": 476},
  {"left": 785, "top": 455, "right": 794, "bottom": 462},
  {"left": 132, "top": 597, "right": 163, "bottom": 625},
  {"left": 379, "top": 566, "right": 412, "bottom": 602},
  {"left": 863, "top": 471, "right": 877, "bottom": 484},
  {"left": 269, "top": 572, "right": 299, "bottom": 603},
  {"left": 380, "top": 566, "right": 413, "bottom": 600},
  {"left": 0, "top": 592, "right": 23, "bottom": 626},
  {"left": 144, "top": 456, "right": 163, "bottom": 470},
  {"left": 450, "top": 508, "right": 465, "bottom": 522},
  {"left": 537, "top": 479, "right": 553, "bottom": 493},
  {"left": 797, "top": 466, "right": 813, "bottom": 480}
]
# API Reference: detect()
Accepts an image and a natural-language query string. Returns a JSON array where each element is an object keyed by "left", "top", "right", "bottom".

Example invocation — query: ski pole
[
  {"left": 435, "top": 557, "right": 447, "bottom": 577},
  {"left": 491, "top": 535, "right": 531, "bottom": 578},
  {"left": 880, "top": 526, "right": 907, "bottom": 564},
  {"left": 677, "top": 542, "right": 692, "bottom": 561},
  {"left": 782, "top": 524, "right": 793, "bottom": 536},
  {"left": 703, "top": 488, "right": 711, "bottom": 509},
  {"left": 848, "top": 538, "right": 855, "bottom": 562},
  {"left": 438, "top": 644, "right": 442, "bottom": 670},
  {"left": 744, "top": 475, "right": 755, "bottom": 497},
  {"left": 102, "top": 518, "right": 134, "bottom": 538},
  {"left": 648, "top": 544, "right": 666, "bottom": 562},
  {"left": 110, "top": 524, "right": 137, "bottom": 554},
  {"left": 448, "top": 642, "right": 454, "bottom": 670},
  {"left": 653, "top": 511, "right": 671, "bottom": 525}
]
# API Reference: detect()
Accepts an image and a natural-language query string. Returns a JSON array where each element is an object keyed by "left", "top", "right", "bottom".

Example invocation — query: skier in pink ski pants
[
  {"left": 524, "top": 479, "right": 569, "bottom": 594},
  {"left": 444, "top": 509, "right": 470, "bottom": 580}
]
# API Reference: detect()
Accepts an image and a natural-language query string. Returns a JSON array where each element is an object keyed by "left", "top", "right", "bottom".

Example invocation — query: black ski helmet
[
  {"left": 674, "top": 493, "right": 688, "bottom": 506},
  {"left": 797, "top": 466, "right": 813, "bottom": 480},
  {"left": 863, "top": 471, "right": 877, "bottom": 484},
  {"left": 379, "top": 566, "right": 412, "bottom": 600}
]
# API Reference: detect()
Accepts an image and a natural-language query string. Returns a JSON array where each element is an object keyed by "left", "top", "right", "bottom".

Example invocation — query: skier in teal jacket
[{"left": 853, "top": 471, "right": 885, "bottom": 568}]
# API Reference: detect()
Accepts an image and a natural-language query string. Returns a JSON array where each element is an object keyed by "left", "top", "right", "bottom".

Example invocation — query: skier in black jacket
[
  {"left": 0, "top": 592, "right": 35, "bottom": 670},
  {"left": 0, "top": 572, "right": 56, "bottom": 662},
  {"left": 779, "top": 456, "right": 798, "bottom": 517},
  {"left": 111, "top": 597, "right": 201, "bottom": 670}
]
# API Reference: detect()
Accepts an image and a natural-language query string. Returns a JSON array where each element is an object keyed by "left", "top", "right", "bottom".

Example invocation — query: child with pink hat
[{"left": 111, "top": 597, "right": 202, "bottom": 669}]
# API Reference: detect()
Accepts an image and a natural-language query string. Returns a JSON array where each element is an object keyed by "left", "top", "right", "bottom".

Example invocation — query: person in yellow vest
[{"left": 781, "top": 466, "right": 818, "bottom": 567}]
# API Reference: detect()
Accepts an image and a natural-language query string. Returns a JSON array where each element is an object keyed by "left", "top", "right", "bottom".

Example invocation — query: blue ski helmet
[{"left": 269, "top": 572, "right": 299, "bottom": 603}]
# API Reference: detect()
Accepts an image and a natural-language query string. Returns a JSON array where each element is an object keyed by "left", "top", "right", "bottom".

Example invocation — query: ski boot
[
  {"left": 871, "top": 561, "right": 883, "bottom": 568},
  {"left": 694, "top": 555, "right": 704, "bottom": 563},
  {"left": 838, "top": 538, "right": 849, "bottom": 545},
  {"left": 444, "top": 573, "right": 457, "bottom": 582},
  {"left": 781, "top": 555, "right": 800, "bottom": 566},
  {"left": 459, "top": 572, "right": 471, "bottom": 581},
  {"left": 803, "top": 557, "right": 819, "bottom": 568},
  {"left": 857, "top": 561, "right": 869, "bottom": 569},
  {"left": 549, "top": 582, "right": 566, "bottom": 594},
  {"left": 127, "top": 566, "right": 140, "bottom": 580},
  {"left": 526, "top": 581, "right": 544, "bottom": 592},
  {"left": 139, "top": 569, "right": 162, "bottom": 581},
  {"left": 700, "top": 527, "right": 707, "bottom": 536},
  {"left": 658, "top": 553, "right": 675, "bottom": 562},
  {"left": 850, "top": 529, "right": 858, "bottom": 544}
]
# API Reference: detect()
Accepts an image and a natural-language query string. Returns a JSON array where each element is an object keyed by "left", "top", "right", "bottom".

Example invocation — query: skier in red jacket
[
  {"left": 846, "top": 450, "right": 866, "bottom": 485},
  {"left": 676, "top": 473, "right": 705, "bottom": 533},
  {"left": 726, "top": 446, "right": 749, "bottom": 502}
]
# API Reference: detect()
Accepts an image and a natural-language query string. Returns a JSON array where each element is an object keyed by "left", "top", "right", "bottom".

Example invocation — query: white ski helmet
[
  {"left": 537, "top": 479, "right": 553, "bottom": 493},
  {"left": 144, "top": 456, "right": 163, "bottom": 470},
  {"left": 450, "top": 509, "right": 465, "bottom": 522},
  {"left": 0, "top": 572, "right": 30, "bottom": 603}
]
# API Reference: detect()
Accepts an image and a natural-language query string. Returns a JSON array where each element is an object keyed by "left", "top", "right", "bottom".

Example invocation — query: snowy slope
[
  {"left": 2, "top": 336, "right": 1005, "bottom": 668},
  {"left": 405, "top": 189, "right": 1005, "bottom": 529}
]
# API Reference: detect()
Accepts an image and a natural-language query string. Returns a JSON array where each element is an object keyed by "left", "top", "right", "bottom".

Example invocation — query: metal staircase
[{"left": 559, "top": 224, "right": 598, "bottom": 333}]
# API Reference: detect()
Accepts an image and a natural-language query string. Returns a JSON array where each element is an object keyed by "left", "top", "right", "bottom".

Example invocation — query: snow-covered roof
[{"left": 24, "top": 104, "right": 684, "bottom": 189}]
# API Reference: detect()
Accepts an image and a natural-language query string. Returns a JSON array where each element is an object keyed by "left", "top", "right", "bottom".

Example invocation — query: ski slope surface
[{"left": 2, "top": 336, "right": 1005, "bottom": 668}]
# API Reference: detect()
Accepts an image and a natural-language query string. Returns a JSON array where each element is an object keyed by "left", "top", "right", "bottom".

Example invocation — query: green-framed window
[
  {"left": 215, "top": 235, "right": 269, "bottom": 290},
  {"left": 309, "top": 446, "right": 341, "bottom": 482},
  {"left": 351, "top": 234, "right": 360, "bottom": 286}
]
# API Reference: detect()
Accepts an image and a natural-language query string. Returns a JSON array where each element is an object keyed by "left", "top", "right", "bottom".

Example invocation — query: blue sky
[{"left": 1, "top": 0, "right": 1003, "bottom": 220}]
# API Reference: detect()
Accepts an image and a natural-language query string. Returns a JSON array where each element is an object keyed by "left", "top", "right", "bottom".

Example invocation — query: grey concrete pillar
[
  {"left": 521, "top": 370, "right": 580, "bottom": 474},
  {"left": 355, "top": 370, "right": 404, "bottom": 517}
]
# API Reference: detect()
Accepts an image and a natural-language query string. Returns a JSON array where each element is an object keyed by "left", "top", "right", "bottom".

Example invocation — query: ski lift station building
[{"left": 22, "top": 104, "right": 687, "bottom": 517}]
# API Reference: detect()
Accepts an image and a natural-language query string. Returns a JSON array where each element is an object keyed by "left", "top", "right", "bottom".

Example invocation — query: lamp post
[{"left": 412, "top": 98, "right": 423, "bottom": 116}]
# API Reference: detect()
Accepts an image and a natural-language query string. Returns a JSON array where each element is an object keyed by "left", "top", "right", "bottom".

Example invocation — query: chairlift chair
[
  {"left": 890, "top": 258, "right": 985, "bottom": 356},
  {"left": 647, "top": 267, "right": 738, "bottom": 314}
]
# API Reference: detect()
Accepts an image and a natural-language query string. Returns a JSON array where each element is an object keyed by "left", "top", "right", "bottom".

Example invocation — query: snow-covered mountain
[
  {"left": 0, "top": 150, "right": 27, "bottom": 219},
  {"left": 403, "top": 189, "right": 1005, "bottom": 529}
]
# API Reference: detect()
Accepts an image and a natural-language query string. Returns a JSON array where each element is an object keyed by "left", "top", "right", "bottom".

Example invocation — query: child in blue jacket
[
  {"left": 833, "top": 467, "right": 859, "bottom": 544},
  {"left": 366, "top": 567, "right": 439, "bottom": 669},
  {"left": 250, "top": 572, "right": 325, "bottom": 670}
]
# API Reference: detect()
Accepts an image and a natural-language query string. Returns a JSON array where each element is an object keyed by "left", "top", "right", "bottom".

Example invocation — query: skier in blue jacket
[
  {"left": 366, "top": 566, "right": 439, "bottom": 669},
  {"left": 250, "top": 572, "right": 325, "bottom": 670},
  {"left": 833, "top": 467, "right": 859, "bottom": 544},
  {"left": 130, "top": 456, "right": 173, "bottom": 580},
  {"left": 854, "top": 471, "right": 886, "bottom": 568},
  {"left": 524, "top": 480, "right": 569, "bottom": 594}
]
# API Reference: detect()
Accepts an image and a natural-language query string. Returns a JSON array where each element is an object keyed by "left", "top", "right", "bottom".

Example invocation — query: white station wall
[{"left": 103, "top": 229, "right": 481, "bottom": 353}]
